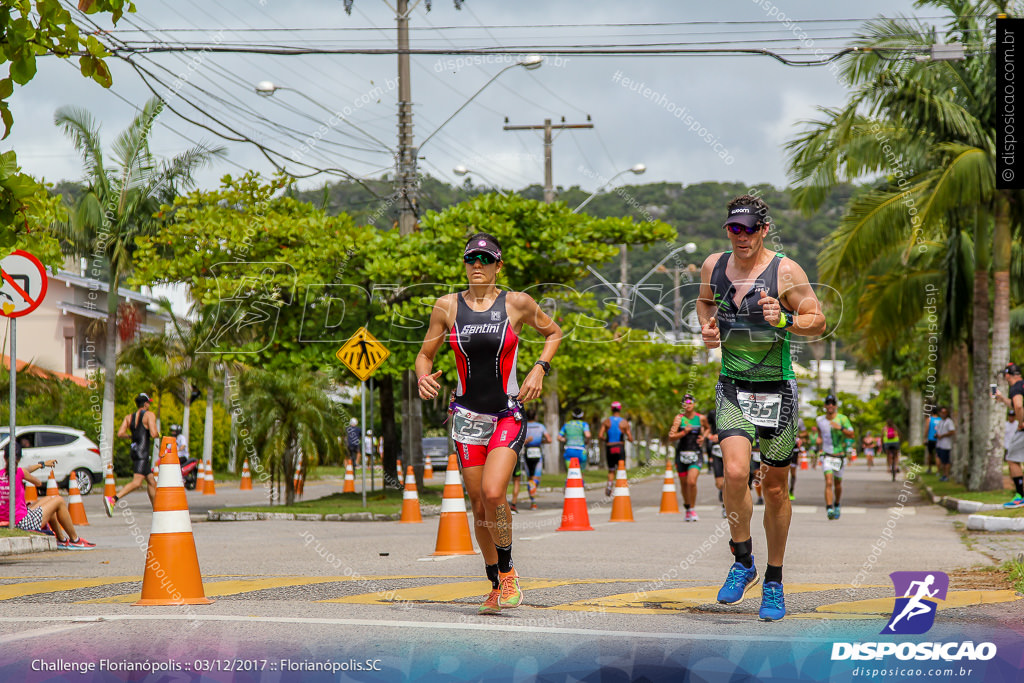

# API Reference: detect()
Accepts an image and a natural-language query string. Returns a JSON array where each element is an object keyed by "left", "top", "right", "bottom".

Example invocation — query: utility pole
[{"left": 503, "top": 116, "right": 593, "bottom": 474}]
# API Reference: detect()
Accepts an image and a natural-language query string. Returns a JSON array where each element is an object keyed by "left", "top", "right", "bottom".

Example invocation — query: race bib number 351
[
  {"left": 451, "top": 408, "right": 498, "bottom": 446},
  {"left": 737, "top": 391, "right": 783, "bottom": 428}
]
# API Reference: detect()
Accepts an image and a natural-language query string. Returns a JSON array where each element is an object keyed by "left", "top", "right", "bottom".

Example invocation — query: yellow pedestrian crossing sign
[{"left": 336, "top": 327, "right": 390, "bottom": 381}]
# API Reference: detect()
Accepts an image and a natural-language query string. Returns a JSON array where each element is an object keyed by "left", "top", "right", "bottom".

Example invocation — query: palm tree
[
  {"left": 238, "top": 368, "right": 344, "bottom": 505},
  {"left": 785, "top": 1, "right": 1017, "bottom": 489},
  {"left": 52, "top": 98, "right": 224, "bottom": 469}
]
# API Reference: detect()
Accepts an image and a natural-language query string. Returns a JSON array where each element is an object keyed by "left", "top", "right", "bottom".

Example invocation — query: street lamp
[
  {"left": 453, "top": 164, "right": 509, "bottom": 197},
  {"left": 572, "top": 163, "right": 646, "bottom": 213},
  {"left": 254, "top": 81, "right": 392, "bottom": 151},
  {"left": 418, "top": 55, "right": 544, "bottom": 151}
]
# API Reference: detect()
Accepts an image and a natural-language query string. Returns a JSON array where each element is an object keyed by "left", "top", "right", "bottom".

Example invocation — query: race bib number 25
[
  {"left": 451, "top": 408, "right": 498, "bottom": 446},
  {"left": 736, "top": 391, "right": 782, "bottom": 428}
]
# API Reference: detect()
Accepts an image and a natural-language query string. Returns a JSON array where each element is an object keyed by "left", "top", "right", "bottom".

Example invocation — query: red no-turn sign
[{"left": 0, "top": 250, "right": 47, "bottom": 318}]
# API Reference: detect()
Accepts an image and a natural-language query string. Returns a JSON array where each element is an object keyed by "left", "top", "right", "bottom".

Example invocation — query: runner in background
[
  {"left": 925, "top": 408, "right": 941, "bottom": 475},
  {"left": 668, "top": 394, "right": 709, "bottom": 521},
  {"left": 882, "top": 420, "right": 902, "bottom": 482},
  {"left": 816, "top": 395, "right": 854, "bottom": 520},
  {"left": 599, "top": 402, "right": 633, "bottom": 497},
  {"left": 559, "top": 408, "right": 591, "bottom": 470},
  {"left": 522, "top": 408, "right": 550, "bottom": 510},
  {"left": 994, "top": 363, "right": 1024, "bottom": 508}
]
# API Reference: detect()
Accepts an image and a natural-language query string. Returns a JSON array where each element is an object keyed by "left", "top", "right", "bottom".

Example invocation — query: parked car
[{"left": 0, "top": 426, "right": 103, "bottom": 495}]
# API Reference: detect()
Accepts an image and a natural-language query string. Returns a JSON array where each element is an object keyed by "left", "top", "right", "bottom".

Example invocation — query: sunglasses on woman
[
  {"left": 463, "top": 253, "right": 497, "bottom": 265},
  {"left": 725, "top": 224, "right": 762, "bottom": 235}
]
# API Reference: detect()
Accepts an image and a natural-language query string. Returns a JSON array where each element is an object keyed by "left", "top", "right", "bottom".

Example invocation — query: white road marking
[
  {"left": 0, "top": 614, "right": 844, "bottom": 643},
  {"left": 0, "top": 622, "right": 95, "bottom": 644}
]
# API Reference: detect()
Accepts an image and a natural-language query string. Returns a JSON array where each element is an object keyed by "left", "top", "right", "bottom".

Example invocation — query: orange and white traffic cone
[
  {"left": 659, "top": 461, "right": 680, "bottom": 514},
  {"left": 239, "top": 459, "right": 253, "bottom": 490},
  {"left": 424, "top": 455, "right": 433, "bottom": 479},
  {"left": 293, "top": 460, "right": 303, "bottom": 496},
  {"left": 196, "top": 459, "right": 206, "bottom": 494},
  {"left": 400, "top": 465, "right": 422, "bottom": 523},
  {"left": 557, "top": 457, "right": 593, "bottom": 531},
  {"left": 104, "top": 461, "right": 116, "bottom": 498},
  {"left": 45, "top": 469, "right": 60, "bottom": 497},
  {"left": 799, "top": 450, "right": 808, "bottom": 470},
  {"left": 67, "top": 471, "right": 89, "bottom": 526},
  {"left": 203, "top": 459, "right": 216, "bottom": 495},
  {"left": 609, "top": 460, "right": 634, "bottom": 522},
  {"left": 431, "top": 454, "right": 477, "bottom": 555},
  {"left": 24, "top": 479, "right": 37, "bottom": 503},
  {"left": 342, "top": 459, "right": 356, "bottom": 493},
  {"left": 396, "top": 459, "right": 402, "bottom": 485},
  {"left": 134, "top": 438, "right": 213, "bottom": 606}
]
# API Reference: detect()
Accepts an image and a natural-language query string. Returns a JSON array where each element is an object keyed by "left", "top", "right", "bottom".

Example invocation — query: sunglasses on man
[
  {"left": 463, "top": 252, "right": 498, "bottom": 265},
  {"left": 724, "top": 223, "right": 763, "bottom": 235}
]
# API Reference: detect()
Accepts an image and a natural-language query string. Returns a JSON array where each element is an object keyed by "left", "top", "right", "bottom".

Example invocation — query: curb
[
  {"left": 207, "top": 510, "right": 437, "bottom": 522},
  {"left": 966, "top": 514, "right": 1024, "bottom": 532},
  {"left": 923, "top": 484, "right": 1005, "bottom": 513},
  {"left": 0, "top": 535, "right": 58, "bottom": 556}
]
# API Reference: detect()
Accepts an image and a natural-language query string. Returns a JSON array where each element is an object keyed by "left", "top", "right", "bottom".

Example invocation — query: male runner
[
  {"left": 105, "top": 393, "right": 159, "bottom": 515},
  {"left": 706, "top": 409, "right": 726, "bottom": 517},
  {"left": 559, "top": 409, "right": 590, "bottom": 469},
  {"left": 668, "top": 394, "right": 709, "bottom": 521},
  {"left": 994, "top": 362, "right": 1024, "bottom": 508},
  {"left": 698, "top": 194, "right": 825, "bottom": 621},
  {"left": 815, "top": 395, "right": 854, "bottom": 520},
  {"left": 600, "top": 402, "right": 633, "bottom": 496}
]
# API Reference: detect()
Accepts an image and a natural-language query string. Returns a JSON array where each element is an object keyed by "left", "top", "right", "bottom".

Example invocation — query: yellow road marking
[
  {"left": 815, "top": 590, "right": 1022, "bottom": 615},
  {"left": 77, "top": 575, "right": 435, "bottom": 604},
  {"left": 322, "top": 578, "right": 627, "bottom": 604},
  {"left": 0, "top": 578, "right": 138, "bottom": 601},
  {"left": 548, "top": 584, "right": 861, "bottom": 614}
]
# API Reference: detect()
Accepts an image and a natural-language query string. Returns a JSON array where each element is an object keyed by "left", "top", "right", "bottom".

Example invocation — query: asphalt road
[{"left": 1, "top": 461, "right": 1022, "bottom": 682}]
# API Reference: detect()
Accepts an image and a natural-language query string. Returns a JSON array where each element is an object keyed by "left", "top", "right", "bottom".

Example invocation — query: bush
[{"left": 903, "top": 444, "right": 925, "bottom": 466}]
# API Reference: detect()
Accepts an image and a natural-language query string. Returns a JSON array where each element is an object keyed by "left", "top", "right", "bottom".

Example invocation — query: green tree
[
  {"left": 785, "top": 1, "right": 1018, "bottom": 489},
  {"left": 52, "top": 97, "right": 224, "bottom": 470},
  {"left": 238, "top": 368, "right": 344, "bottom": 506},
  {"left": 1, "top": 0, "right": 134, "bottom": 260}
]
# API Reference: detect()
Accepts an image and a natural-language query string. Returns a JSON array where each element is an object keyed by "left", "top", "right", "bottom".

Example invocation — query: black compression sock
[
  {"left": 729, "top": 538, "right": 753, "bottom": 569},
  {"left": 485, "top": 563, "right": 499, "bottom": 590},
  {"left": 495, "top": 544, "right": 513, "bottom": 573},
  {"left": 1014, "top": 477, "right": 1024, "bottom": 497},
  {"left": 765, "top": 564, "right": 783, "bottom": 584},
  {"left": 718, "top": 490, "right": 723, "bottom": 503},
  {"left": 684, "top": 504, "right": 692, "bottom": 511}
]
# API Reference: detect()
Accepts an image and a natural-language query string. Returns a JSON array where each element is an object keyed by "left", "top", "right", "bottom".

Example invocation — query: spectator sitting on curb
[{"left": 0, "top": 442, "right": 95, "bottom": 550}]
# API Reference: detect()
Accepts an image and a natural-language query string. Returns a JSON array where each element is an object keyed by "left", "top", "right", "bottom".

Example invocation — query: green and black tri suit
[{"left": 710, "top": 251, "right": 799, "bottom": 467}]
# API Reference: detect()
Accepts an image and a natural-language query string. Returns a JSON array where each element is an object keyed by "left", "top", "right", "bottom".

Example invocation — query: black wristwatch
[{"left": 534, "top": 360, "right": 551, "bottom": 376}]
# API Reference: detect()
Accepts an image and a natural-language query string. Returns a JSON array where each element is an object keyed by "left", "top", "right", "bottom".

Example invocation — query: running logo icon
[{"left": 882, "top": 571, "right": 949, "bottom": 635}]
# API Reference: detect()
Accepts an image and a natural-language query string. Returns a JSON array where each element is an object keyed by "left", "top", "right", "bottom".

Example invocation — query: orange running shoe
[
  {"left": 479, "top": 588, "right": 501, "bottom": 615},
  {"left": 498, "top": 568, "right": 522, "bottom": 608}
]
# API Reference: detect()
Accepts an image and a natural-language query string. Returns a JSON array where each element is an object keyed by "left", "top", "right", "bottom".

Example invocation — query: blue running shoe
[
  {"left": 826, "top": 506, "right": 835, "bottom": 520},
  {"left": 1003, "top": 494, "right": 1024, "bottom": 509},
  {"left": 834, "top": 505, "right": 841, "bottom": 520},
  {"left": 759, "top": 581, "right": 786, "bottom": 621},
  {"left": 717, "top": 560, "right": 759, "bottom": 604}
]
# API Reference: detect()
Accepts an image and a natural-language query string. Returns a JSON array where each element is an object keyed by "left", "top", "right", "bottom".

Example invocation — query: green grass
[
  {"left": 0, "top": 527, "right": 32, "bottom": 538},
  {"left": 217, "top": 486, "right": 445, "bottom": 516},
  {"left": 974, "top": 507, "right": 1024, "bottom": 518},
  {"left": 917, "top": 472, "right": 1018, "bottom": 505},
  {"left": 1000, "top": 558, "right": 1024, "bottom": 593}
]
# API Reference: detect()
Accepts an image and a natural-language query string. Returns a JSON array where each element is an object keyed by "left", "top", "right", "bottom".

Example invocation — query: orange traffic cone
[
  {"left": 609, "top": 460, "right": 634, "bottom": 522},
  {"left": 293, "top": 460, "right": 303, "bottom": 496},
  {"left": 799, "top": 450, "right": 808, "bottom": 470},
  {"left": 400, "top": 466, "right": 422, "bottom": 523},
  {"left": 24, "top": 479, "right": 37, "bottom": 503},
  {"left": 67, "top": 471, "right": 89, "bottom": 526},
  {"left": 196, "top": 459, "right": 206, "bottom": 494},
  {"left": 104, "top": 461, "right": 116, "bottom": 498},
  {"left": 45, "top": 469, "right": 60, "bottom": 497},
  {"left": 342, "top": 459, "right": 356, "bottom": 493},
  {"left": 239, "top": 459, "right": 253, "bottom": 490},
  {"left": 557, "top": 457, "right": 593, "bottom": 531},
  {"left": 134, "top": 438, "right": 213, "bottom": 606},
  {"left": 659, "top": 461, "right": 680, "bottom": 514},
  {"left": 431, "top": 454, "right": 477, "bottom": 555},
  {"left": 203, "top": 459, "right": 216, "bottom": 495},
  {"left": 396, "top": 459, "right": 402, "bottom": 486},
  {"left": 424, "top": 455, "right": 433, "bottom": 479}
]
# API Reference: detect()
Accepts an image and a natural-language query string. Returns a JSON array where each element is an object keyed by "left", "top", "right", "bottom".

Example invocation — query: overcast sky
[{"left": 8, "top": 0, "right": 931, "bottom": 195}]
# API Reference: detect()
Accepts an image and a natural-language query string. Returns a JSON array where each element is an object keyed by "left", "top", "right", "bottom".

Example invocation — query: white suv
[{"left": 0, "top": 426, "right": 103, "bottom": 496}]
